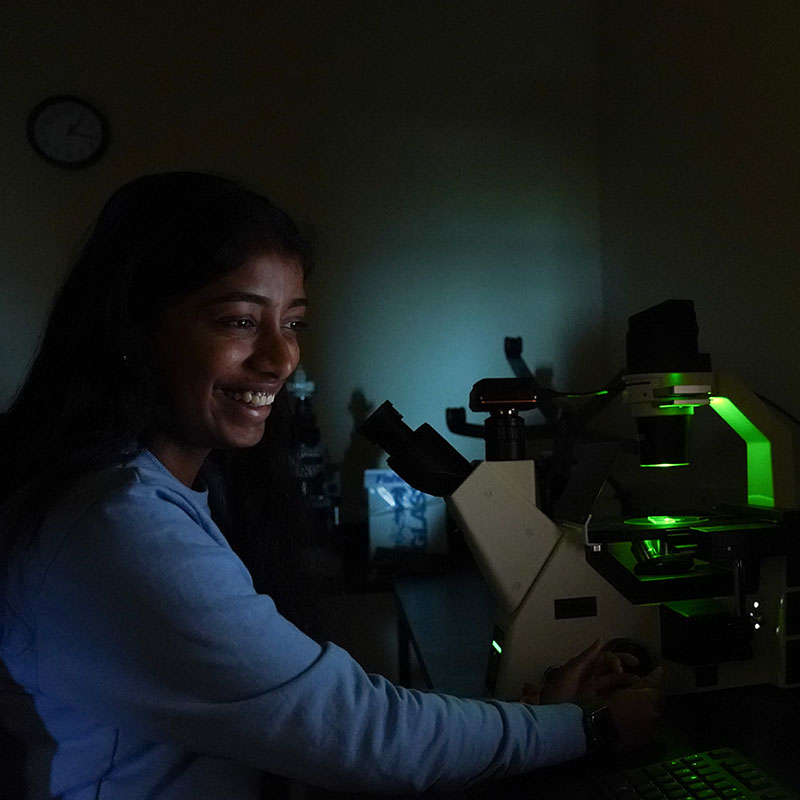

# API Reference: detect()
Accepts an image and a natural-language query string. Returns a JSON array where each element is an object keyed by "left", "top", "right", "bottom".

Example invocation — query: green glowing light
[
  {"left": 710, "top": 396, "right": 774, "bottom": 507},
  {"left": 650, "top": 405, "right": 694, "bottom": 416},
  {"left": 648, "top": 516, "right": 677, "bottom": 525},
  {"left": 642, "top": 539, "right": 660, "bottom": 558},
  {"left": 565, "top": 390, "right": 610, "bottom": 398},
  {"left": 492, "top": 640, "right": 502, "bottom": 654},
  {"left": 625, "top": 515, "right": 708, "bottom": 528},
  {"left": 640, "top": 462, "right": 690, "bottom": 468}
]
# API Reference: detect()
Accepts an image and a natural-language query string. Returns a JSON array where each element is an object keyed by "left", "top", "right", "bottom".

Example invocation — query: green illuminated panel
[
  {"left": 651, "top": 405, "right": 695, "bottom": 416},
  {"left": 641, "top": 462, "right": 690, "bottom": 468},
  {"left": 709, "top": 396, "right": 774, "bottom": 507},
  {"left": 625, "top": 516, "right": 708, "bottom": 528},
  {"left": 492, "top": 640, "right": 502, "bottom": 654}
]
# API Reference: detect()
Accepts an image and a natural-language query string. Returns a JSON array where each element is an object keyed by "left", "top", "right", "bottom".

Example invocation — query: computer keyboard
[{"left": 593, "top": 747, "right": 798, "bottom": 800}]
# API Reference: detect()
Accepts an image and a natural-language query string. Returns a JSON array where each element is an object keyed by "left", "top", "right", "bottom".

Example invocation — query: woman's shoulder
[
  {"left": 39, "top": 450, "right": 220, "bottom": 555},
  {"left": 70, "top": 449, "right": 208, "bottom": 508},
  {"left": 121, "top": 449, "right": 211, "bottom": 508},
  {"left": 18, "top": 451, "right": 245, "bottom": 603}
]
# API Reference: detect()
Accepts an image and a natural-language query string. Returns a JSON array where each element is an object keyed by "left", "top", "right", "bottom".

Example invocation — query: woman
[{"left": 0, "top": 172, "right": 661, "bottom": 799}]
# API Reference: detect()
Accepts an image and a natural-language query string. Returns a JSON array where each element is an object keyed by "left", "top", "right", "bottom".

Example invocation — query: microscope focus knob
[{"left": 605, "top": 637, "right": 654, "bottom": 678}]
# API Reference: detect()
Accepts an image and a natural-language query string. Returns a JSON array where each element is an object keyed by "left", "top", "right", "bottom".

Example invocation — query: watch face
[
  {"left": 27, "top": 96, "right": 108, "bottom": 168},
  {"left": 590, "top": 706, "right": 619, "bottom": 748}
]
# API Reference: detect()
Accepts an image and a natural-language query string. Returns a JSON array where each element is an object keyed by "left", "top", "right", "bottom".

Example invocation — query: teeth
[{"left": 224, "top": 389, "right": 275, "bottom": 407}]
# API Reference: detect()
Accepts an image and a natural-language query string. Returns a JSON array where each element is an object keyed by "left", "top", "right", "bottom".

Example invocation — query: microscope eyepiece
[
  {"left": 357, "top": 401, "right": 415, "bottom": 455},
  {"left": 358, "top": 401, "right": 472, "bottom": 497}
]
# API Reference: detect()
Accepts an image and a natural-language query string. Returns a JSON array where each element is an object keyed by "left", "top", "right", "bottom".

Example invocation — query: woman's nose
[{"left": 249, "top": 329, "right": 298, "bottom": 378}]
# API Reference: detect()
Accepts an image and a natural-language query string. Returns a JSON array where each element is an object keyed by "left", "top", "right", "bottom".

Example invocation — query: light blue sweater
[{"left": 0, "top": 451, "right": 585, "bottom": 798}]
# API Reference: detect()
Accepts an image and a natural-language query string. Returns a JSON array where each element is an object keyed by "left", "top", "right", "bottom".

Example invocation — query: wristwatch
[{"left": 582, "top": 704, "right": 619, "bottom": 753}]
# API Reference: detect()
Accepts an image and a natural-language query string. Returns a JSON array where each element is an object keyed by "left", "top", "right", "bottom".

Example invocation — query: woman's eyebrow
[{"left": 203, "top": 292, "right": 307, "bottom": 308}]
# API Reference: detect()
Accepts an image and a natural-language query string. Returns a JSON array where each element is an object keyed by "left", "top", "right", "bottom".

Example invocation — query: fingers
[
  {"left": 615, "top": 652, "right": 640, "bottom": 670},
  {"left": 593, "top": 670, "right": 639, "bottom": 694},
  {"left": 570, "top": 641, "right": 640, "bottom": 672},
  {"left": 547, "top": 641, "right": 661, "bottom": 705},
  {"left": 599, "top": 665, "right": 663, "bottom": 696},
  {"left": 601, "top": 649, "right": 624, "bottom": 676},
  {"left": 595, "top": 648, "right": 640, "bottom": 680},
  {"left": 631, "top": 665, "right": 664, "bottom": 689},
  {"left": 565, "top": 638, "right": 605, "bottom": 669}
]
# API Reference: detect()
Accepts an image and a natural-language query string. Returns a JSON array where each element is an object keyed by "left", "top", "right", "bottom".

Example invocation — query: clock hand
[
  {"left": 67, "top": 117, "right": 95, "bottom": 139},
  {"left": 67, "top": 116, "right": 87, "bottom": 134}
]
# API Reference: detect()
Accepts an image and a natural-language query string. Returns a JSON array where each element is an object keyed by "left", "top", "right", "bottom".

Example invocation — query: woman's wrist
[{"left": 581, "top": 702, "right": 619, "bottom": 754}]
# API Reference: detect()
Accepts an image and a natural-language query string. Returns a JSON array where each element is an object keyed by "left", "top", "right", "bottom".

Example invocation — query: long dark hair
[{"left": 0, "top": 172, "right": 318, "bottom": 628}]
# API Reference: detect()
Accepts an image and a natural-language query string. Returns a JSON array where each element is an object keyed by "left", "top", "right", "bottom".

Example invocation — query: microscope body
[
  {"left": 448, "top": 459, "right": 655, "bottom": 699},
  {"left": 448, "top": 458, "right": 794, "bottom": 701},
  {"left": 358, "top": 298, "right": 799, "bottom": 702}
]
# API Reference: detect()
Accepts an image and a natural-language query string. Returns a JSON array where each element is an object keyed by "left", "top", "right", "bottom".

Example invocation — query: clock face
[{"left": 27, "top": 96, "right": 108, "bottom": 168}]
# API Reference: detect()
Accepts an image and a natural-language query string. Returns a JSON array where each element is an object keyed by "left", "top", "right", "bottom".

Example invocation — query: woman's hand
[
  {"left": 539, "top": 638, "right": 644, "bottom": 704},
  {"left": 606, "top": 670, "right": 665, "bottom": 752}
]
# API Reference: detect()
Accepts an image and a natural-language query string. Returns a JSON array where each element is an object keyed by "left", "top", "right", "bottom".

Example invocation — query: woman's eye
[
  {"left": 220, "top": 318, "right": 255, "bottom": 330},
  {"left": 284, "top": 319, "right": 308, "bottom": 333}
]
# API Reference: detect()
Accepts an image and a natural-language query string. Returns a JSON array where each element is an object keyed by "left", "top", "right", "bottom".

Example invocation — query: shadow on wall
[{"left": 334, "top": 317, "right": 621, "bottom": 533}]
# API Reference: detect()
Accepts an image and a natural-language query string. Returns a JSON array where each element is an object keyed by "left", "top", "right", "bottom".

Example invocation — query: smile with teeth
[{"left": 222, "top": 389, "right": 276, "bottom": 407}]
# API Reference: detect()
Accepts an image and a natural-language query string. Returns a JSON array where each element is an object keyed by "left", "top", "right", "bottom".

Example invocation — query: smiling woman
[
  {"left": 148, "top": 254, "right": 307, "bottom": 486},
  {"left": 0, "top": 172, "right": 660, "bottom": 799},
  {"left": 0, "top": 172, "right": 314, "bottom": 617}
]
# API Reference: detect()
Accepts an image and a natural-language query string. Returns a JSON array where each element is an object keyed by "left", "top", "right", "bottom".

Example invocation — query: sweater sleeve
[{"left": 32, "top": 479, "right": 586, "bottom": 794}]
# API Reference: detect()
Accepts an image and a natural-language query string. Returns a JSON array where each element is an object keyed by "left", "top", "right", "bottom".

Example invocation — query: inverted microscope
[{"left": 359, "top": 300, "right": 800, "bottom": 699}]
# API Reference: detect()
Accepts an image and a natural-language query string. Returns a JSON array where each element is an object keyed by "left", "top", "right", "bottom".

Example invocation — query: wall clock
[{"left": 27, "top": 95, "right": 109, "bottom": 168}]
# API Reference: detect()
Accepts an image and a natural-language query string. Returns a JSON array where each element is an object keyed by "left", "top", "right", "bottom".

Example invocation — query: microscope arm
[
  {"left": 709, "top": 372, "right": 796, "bottom": 509},
  {"left": 446, "top": 460, "right": 562, "bottom": 616},
  {"left": 624, "top": 369, "right": 796, "bottom": 509}
]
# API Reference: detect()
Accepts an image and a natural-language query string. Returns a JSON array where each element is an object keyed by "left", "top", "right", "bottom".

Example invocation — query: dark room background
[{"left": 2, "top": 0, "right": 799, "bottom": 523}]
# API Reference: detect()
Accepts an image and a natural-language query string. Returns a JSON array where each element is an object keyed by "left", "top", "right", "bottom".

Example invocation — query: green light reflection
[
  {"left": 625, "top": 515, "right": 708, "bottom": 528},
  {"left": 709, "top": 396, "right": 773, "bottom": 507}
]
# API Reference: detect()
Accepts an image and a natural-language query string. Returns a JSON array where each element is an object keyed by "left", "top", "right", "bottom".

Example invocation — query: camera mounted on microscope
[{"left": 623, "top": 299, "right": 712, "bottom": 469}]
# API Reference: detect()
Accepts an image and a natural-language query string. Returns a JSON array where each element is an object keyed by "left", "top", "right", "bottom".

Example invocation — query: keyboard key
[
  {"left": 591, "top": 747, "right": 797, "bottom": 800},
  {"left": 709, "top": 749, "right": 735, "bottom": 760}
]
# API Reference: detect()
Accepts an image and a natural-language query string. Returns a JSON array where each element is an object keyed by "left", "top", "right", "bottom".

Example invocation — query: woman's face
[{"left": 148, "top": 253, "right": 306, "bottom": 484}]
